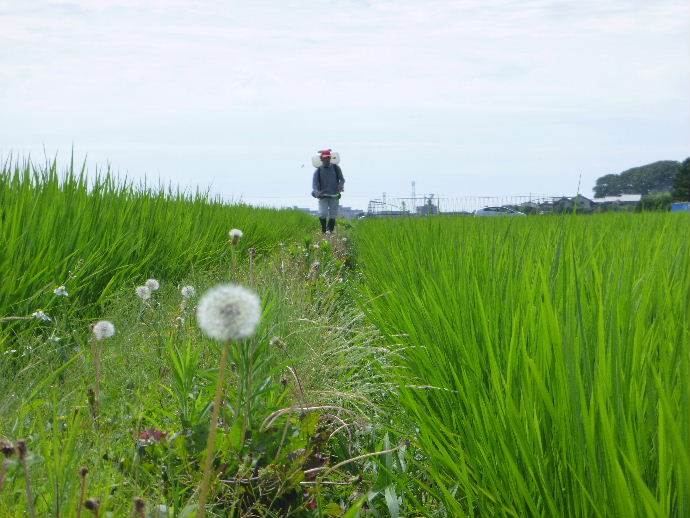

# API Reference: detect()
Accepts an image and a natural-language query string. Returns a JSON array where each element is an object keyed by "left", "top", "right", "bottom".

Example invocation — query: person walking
[{"left": 311, "top": 149, "right": 345, "bottom": 233}]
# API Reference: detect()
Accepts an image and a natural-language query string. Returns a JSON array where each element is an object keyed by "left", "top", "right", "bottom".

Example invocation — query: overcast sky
[{"left": 2, "top": 0, "right": 689, "bottom": 209}]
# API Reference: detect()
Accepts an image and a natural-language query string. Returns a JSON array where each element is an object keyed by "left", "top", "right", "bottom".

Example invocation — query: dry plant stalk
[
  {"left": 76, "top": 467, "right": 88, "bottom": 518},
  {"left": 17, "top": 440, "right": 36, "bottom": 518},
  {"left": 0, "top": 440, "right": 15, "bottom": 494}
]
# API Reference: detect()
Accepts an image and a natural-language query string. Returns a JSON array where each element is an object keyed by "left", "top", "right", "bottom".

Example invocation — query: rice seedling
[
  {"left": 0, "top": 158, "right": 312, "bottom": 350},
  {"left": 355, "top": 213, "right": 690, "bottom": 517}
]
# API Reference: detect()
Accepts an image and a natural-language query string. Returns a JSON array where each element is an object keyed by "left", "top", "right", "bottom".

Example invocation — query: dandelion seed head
[
  {"left": 229, "top": 228, "right": 243, "bottom": 245},
  {"left": 196, "top": 284, "right": 261, "bottom": 341},
  {"left": 92, "top": 320, "right": 115, "bottom": 340},
  {"left": 145, "top": 278, "right": 160, "bottom": 291},
  {"left": 180, "top": 285, "right": 196, "bottom": 299},
  {"left": 134, "top": 498, "right": 146, "bottom": 512},
  {"left": 1, "top": 440, "right": 14, "bottom": 457},
  {"left": 32, "top": 310, "right": 51, "bottom": 322},
  {"left": 54, "top": 285, "right": 69, "bottom": 297},
  {"left": 136, "top": 285, "right": 152, "bottom": 300},
  {"left": 269, "top": 336, "right": 286, "bottom": 349}
]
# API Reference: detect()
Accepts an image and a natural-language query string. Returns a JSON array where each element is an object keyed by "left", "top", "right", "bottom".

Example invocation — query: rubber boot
[
  {"left": 319, "top": 218, "right": 327, "bottom": 233},
  {"left": 327, "top": 218, "right": 336, "bottom": 232}
]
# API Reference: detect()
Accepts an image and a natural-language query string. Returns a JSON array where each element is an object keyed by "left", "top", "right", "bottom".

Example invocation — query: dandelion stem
[
  {"left": 0, "top": 459, "right": 9, "bottom": 493},
  {"left": 90, "top": 339, "right": 101, "bottom": 419},
  {"left": 230, "top": 249, "right": 237, "bottom": 281},
  {"left": 197, "top": 342, "right": 230, "bottom": 518},
  {"left": 76, "top": 468, "right": 88, "bottom": 518},
  {"left": 17, "top": 441, "right": 36, "bottom": 518},
  {"left": 242, "top": 340, "right": 255, "bottom": 441},
  {"left": 0, "top": 316, "right": 32, "bottom": 323},
  {"left": 248, "top": 248, "right": 256, "bottom": 285}
]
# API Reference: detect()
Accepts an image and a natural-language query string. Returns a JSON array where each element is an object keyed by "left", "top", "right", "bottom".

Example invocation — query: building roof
[{"left": 593, "top": 194, "right": 642, "bottom": 203}]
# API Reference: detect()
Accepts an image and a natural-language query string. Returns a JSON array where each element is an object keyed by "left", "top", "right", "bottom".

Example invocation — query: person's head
[{"left": 319, "top": 149, "right": 332, "bottom": 166}]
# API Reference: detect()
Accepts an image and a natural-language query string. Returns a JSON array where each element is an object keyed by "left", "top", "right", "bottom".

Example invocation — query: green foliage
[
  {"left": 0, "top": 205, "right": 389, "bottom": 516},
  {"left": 0, "top": 157, "right": 314, "bottom": 329},
  {"left": 672, "top": 157, "right": 690, "bottom": 201},
  {"left": 356, "top": 214, "right": 690, "bottom": 517},
  {"left": 637, "top": 192, "right": 673, "bottom": 212},
  {"left": 593, "top": 160, "right": 680, "bottom": 197}
]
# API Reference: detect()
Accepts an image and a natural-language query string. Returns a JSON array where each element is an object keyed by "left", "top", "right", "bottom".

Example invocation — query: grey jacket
[{"left": 312, "top": 164, "right": 345, "bottom": 198}]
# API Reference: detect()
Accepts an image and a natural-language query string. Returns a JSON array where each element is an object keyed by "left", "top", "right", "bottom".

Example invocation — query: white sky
[{"left": 2, "top": 0, "right": 689, "bottom": 209}]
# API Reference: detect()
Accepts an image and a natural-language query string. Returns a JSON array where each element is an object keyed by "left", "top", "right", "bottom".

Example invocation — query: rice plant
[
  {"left": 355, "top": 213, "right": 690, "bottom": 517},
  {"left": 0, "top": 157, "right": 313, "bottom": 343}
]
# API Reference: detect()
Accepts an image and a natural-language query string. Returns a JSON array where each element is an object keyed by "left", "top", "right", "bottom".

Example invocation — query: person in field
[{"left": 311, "top": 149, "right": 345, "bottom": 233}]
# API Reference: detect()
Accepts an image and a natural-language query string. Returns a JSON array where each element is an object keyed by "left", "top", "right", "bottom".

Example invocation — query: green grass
[
  {"left": 4, "top": 155, "right": 688, "bottom": 516},
  {"left": 0, "top": 157, "right": 314, "bottom": 330},
  {"left": 0, "top": 158, "right": 395, "bottom": 517},
  {"left": 355, "top": 214, "right": 690, "bottom": 517}
]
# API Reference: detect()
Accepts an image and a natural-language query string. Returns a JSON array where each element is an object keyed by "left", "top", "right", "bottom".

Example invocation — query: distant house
[
  {"left": 549, "top": 195, "right": 594, "bottom": 213},
  {"left": 572, "top": 195, "right": 594, "bottom": 210},
  {"left": 593, "top": 194, "right": 642, "bottom": 205}
]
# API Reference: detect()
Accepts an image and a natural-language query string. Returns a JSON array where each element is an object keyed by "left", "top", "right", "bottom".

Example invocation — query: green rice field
[
  {"left": 1, "top": 158, "right": 688, "bottom": 517},
  {"left": 356, "top": 215, "right": 689, "bottom": 517}
]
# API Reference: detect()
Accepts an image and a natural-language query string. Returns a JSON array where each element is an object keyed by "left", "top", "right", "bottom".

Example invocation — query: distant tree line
[
  {"left": 593, "top": 158, "right": 690, "bottom": 202},
  {"left": 673, "top": 158, "right": 690, "bottom": 201}
]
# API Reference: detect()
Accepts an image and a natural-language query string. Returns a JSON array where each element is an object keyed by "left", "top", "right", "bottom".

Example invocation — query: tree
[
  {"left": 672, "top": 158, "right": 690, "bottom": 201},
  {"left": 637, "top": 192, "right": 672, "bottom": 212},
  {"left": 594, "top": 174, "right": 623, "bottom": 197},
  {"left": 593, "top": 161, "right": 680, "bottom": 197}
]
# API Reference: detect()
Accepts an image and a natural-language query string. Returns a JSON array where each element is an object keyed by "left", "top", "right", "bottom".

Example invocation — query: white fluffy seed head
[
  {"left": 145, "top": 278, "right": 160, "bottom": 291},
  {"left": 196, "top": 284, "right": 261, "bottom": 342},
  {"left": 92, "top": 320, "right": 115, "bottom": 340},
  {"left": 54, "top": 285, "right": 69, "bottom": 297},
  {"left": 136, "top": 285, "right": 152, "bottom": 300},
  {"left": 229, "top": 228, "right": 243, "bottom": 245},
  {"left": 181, "top": 285, "right": 196, "bottom": 299},
  {"left": 32, "top": 310, "right": 51, "bottom": 322}
]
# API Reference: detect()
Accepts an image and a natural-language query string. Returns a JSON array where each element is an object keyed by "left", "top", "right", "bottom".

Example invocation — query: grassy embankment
[
  {"left": 356, "top": 214, "right": 690, "bottom": 517},
  {"left": 0, "top": 159, "right": 394, "bottom": 517}
]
